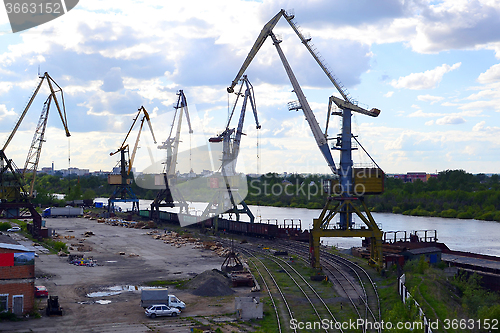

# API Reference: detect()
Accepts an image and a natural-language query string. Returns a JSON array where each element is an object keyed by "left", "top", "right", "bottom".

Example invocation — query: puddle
[
  {"left": 95, "top": 300, "right": 112, "bottom": 305},
  {"left": 86, "top": 291, "right": 121, "bottom": 297}
]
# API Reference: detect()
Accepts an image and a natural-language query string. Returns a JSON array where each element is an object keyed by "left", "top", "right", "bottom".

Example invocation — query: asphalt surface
[{"left": 1, "top": 216, "right": 237, "bottom": 332}]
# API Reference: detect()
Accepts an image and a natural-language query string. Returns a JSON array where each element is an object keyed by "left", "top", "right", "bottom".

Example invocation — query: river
[{"left": 95, "top": 198, "right": 500, "bottom": 257}]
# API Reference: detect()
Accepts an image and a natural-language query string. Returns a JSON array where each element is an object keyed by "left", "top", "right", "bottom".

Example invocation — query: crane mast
[
  {"left": 150, "top": 90, "right": 193, "bottom": 220},
  {"left": 202, "top": 76, "right": 260, "bottom": 225},
  {"left": 158, "top": 90, "right": 193, "bottom": 177}
]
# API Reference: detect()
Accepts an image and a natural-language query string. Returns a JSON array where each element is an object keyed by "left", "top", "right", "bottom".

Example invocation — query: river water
[{"left": 96, "top": 198, "right": 500, "bottom": 257}]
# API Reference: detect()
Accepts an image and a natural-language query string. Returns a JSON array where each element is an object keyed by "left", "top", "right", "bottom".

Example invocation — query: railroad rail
[
  {"left": 239, "top": 245, "right": 344, "bottom": 333},
  {"left": 275, "top": 240, "right": 382, "bottom": 333}
]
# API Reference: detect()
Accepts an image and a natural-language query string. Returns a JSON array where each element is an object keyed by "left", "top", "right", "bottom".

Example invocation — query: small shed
[
  {"left": 402, "top": 247, "right": 442, "bottom": 264},
  {"left": 235, "top": 297, "right": 263, "bottom": 320}
]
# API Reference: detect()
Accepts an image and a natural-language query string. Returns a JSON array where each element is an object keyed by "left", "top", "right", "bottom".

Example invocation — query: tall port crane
[
  {"left": 201, "top": 75, "right": 260, "bottom": 226},
  {"left": 150, "top": 90, "right": 193, "bottom": 221},
  {"left": 108, "top": 106, "right": 156, "bottom": 213},
  {"left": 228, "top": 10, "right": 384, "bottom": 269},
  {"left": 0, "top": 72, "right": 70, "bottom": 238}
]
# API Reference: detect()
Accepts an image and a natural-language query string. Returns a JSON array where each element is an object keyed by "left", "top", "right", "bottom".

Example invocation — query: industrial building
[{"left": 0, "top": 235, "right": 35, "bottom": 315}]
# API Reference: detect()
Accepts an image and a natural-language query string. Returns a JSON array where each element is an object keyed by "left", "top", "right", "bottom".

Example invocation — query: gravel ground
[{"left": 1, "top": 217, "right": 256, "bottom": 333}]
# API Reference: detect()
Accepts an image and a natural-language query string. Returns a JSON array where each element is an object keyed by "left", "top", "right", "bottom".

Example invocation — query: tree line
[
  {"left": 31, "top": 173, "right": 157, "bottom": 206},
  {"left": 30, "top": 169, "right": 500, "bottom": 222},
  {"left": 366, "top": 170, "right": 500, "bottom": 221},
  {"left": 246, "top": 169, "right": 500, "bottom": 221}
]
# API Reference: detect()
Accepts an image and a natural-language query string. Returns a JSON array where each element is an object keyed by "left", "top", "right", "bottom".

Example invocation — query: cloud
[
  {"left": 417, "top": 94, "right": 444, "bottom": 104},
  {"left": 391, "top": 63, "right": 461, "bottom": 90},
  {"left": 477, "top": 63, "right": 500, "bottom": 84},
  {"left": 410, "top": 1, "right": 500, "bottom": 54},
  {"left": 0, "top": 104, "right": 16, "bottom": 121},
  {"left": 408, "top": 109, "right": 482, "bottom": 118},
  {"left": 259, "top": 0, "right": 413, "bottom": 28},
  {"left": 473, "top": 120, "right": 500, "bottom": 132},
  {"left": 384, "top": 91, "right": 394, "bottom": 97},
  {"left": 436, "top": 116, "right": 465, "bottom": 125},
  {"left": 0, "top": 82, "right": 13, "bottom": 94},
  {"left": 101, "top": 67, "right": 124, "bottom": 92}
]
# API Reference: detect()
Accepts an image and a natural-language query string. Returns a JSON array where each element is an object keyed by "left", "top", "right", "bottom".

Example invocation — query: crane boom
[
  {"left": 282, "top": 12, "right": 381, "bottom": 117},
  {"left": 23, "top": 95, "right": 51, "bottom": 197},
  {"left": 129, "top": 106, "right": 156, "bottom": 174},
  {"left": 283, "top": 12, "right": 351, "bottom": 103},
  {"left": 270, "top": 33, "right": 337, "bottom": 173},
  {"left": 227, "top": 10, "right": 285, "bottom": 93},
  {"left": 110, "top": 106, "right": 157, "bottom": 175},
  {"left": 2, "top": 72, "right": 70, "bottom": 152}
]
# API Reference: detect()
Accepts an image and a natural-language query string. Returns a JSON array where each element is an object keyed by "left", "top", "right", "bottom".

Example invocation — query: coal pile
[
  {"left": 187, "top": 269, "right": 234, "bottom": 297},
  {"left": 192, "top": 277, "right": 235, "bottom": 297}
]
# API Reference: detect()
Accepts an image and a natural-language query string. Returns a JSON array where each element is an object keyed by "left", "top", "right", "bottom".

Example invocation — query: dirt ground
[{"left": 1, "top": 217, "right": 260, "bottom": 333}]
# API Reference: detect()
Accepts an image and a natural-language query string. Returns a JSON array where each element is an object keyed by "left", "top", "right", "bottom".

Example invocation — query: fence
[{"left": 398, "top": 274, "right": 434, "bottom": 333}]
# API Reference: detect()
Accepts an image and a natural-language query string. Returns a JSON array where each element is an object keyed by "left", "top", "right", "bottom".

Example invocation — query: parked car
[
  {"left": 7, "top": 226, "right": 21, "bottom": 232},
  {"left": 144, "top": 304, "right": 181, "bottom": 318},
  {"left": 35, "top": 286, "right": 48, "bottom": 297}
]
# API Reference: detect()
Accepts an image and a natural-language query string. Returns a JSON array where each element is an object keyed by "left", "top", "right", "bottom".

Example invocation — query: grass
[
  {"left": 144, "top": 279, "right": 190, "bottom": 289},
  {"left": 11, "top": 219, "right": 68, "bottom": 254},
  {"left": 246, "top": 249, "right": 362, "bottom": 332},
  {"left": 379, "top": 257, "right": 500, "bottom": 333}
]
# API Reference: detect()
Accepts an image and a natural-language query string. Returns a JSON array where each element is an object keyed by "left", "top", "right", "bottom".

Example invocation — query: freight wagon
[{"left": 139, "top": 209, "right": 306, "bottom": 240}]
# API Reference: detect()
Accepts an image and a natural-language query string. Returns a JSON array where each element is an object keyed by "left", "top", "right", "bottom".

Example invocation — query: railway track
[
  {"left": 244, "top": 248, "right": 293, "bottom": 333},
  {"left": 275, "top": 240, "right": 382, "bottom": 333},
  {"left": 216, "top": 236, "right": 382, "bottom": 332},
  {"left": 239, "top": 245, "right": 345, "bottom": 333},
  {"left": 218, "top": 238, "right": 346, "bottom": 332}
]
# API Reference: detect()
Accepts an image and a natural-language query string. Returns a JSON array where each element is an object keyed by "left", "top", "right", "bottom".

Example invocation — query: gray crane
[{"left": 201, "top": 76, "right": 260, "bottom": 225}]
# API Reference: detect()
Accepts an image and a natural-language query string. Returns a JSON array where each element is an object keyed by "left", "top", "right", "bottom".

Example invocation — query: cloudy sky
[{"left": 1, "top": 0, "right": 500, "bottom": 176}]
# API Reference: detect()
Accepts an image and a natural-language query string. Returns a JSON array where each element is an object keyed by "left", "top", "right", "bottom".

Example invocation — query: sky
[{"left": 1, "top": 0, "right": 500, "bottom": 176}]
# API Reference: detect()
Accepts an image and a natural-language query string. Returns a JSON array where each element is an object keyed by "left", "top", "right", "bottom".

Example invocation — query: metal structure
[
  {"left": 150, "top": 90, "right": 193, "bottom": 221},
  {"left": 0, "top": 72, "right": 70, "bottom": 238},
  {"left": 108, "top": 106, "right": 156, "bottom": 213},
  {"left": 227, "top": 10, "right": 384, "bottom": 269},
  {"left": 201, "top": 76, "right": 260, "bottom": 226}
]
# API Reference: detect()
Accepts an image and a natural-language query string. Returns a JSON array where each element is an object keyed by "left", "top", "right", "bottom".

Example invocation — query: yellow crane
[{"left": 108, "top": 106, "right": 156, "bottom": 213}]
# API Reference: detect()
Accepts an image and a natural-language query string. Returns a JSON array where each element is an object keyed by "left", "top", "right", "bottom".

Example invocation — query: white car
[
  {"left": 145, "top": 304, "right": 181, "bottom": 318},
  {"left": 7, "top": 226, "right": 21, "bottom": 232}
]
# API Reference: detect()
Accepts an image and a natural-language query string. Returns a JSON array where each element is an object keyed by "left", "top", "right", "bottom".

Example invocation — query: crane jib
[{"left": 319, "top": 143, "right": 337, "bottom": 174}]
